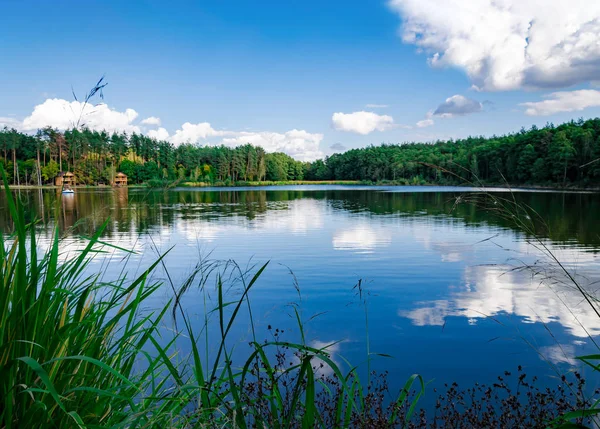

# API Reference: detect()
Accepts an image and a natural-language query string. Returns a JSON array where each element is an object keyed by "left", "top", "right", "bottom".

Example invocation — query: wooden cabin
[
  {"left": 55, "top": 171, "right": 75, "bottom": 187},
  {"left": 113, "top": 172, "right": 128, "bottom": 187}
]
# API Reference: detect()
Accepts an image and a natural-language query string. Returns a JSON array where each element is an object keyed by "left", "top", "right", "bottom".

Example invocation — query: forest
[{"left": 1, "top": 117, "right": 599, "bottom": 187}]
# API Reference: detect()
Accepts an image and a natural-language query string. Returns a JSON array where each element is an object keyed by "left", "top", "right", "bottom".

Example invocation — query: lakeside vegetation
[
  {"left": 1, "top": 171, "right": 600, "bottom": 427},
  {"left": 2, "top": 117, "right": 600, "bottom": 188}
]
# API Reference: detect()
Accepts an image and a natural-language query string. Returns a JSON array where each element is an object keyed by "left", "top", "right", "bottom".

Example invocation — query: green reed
[{"left": 0, "top": 167, "right": 423, "bottom": 428}]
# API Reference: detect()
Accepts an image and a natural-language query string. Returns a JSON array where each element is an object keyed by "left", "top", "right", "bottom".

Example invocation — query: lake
[{"left": 4, "top": 185, "right": 600, "bottom": 404}]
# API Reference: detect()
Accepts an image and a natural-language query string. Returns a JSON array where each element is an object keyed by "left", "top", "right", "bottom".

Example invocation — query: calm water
[{"left": 4, "top": 185, "right": 600, "bottom": 401}]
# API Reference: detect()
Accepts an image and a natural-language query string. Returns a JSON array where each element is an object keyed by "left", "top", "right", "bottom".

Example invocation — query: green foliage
[
  {"left": 74, "top": 158, "right": 103, "bottom": 185},
  {"left": 265, "top": 152, "right": 306, "bottom": 181},
  {"left": 118, "top": 159, "right": 140, "bottom": 182},
  {"left": 103, "top": 164, "right": 116, "bottom": 184},
  {"left": 140, "top": 160, "right": 160, "bottom": 181},
  {"left": 305, "top": 159, "right": 330, "bottom": 180},
  {"left": 517, "top": 144, "right": 537, "bottom": 182},
  {"left": 548, "top": 131, "right": 577, "bottom": 184},
  {"left": 41, "top": 160, "right": 59, "bottom": 182}
]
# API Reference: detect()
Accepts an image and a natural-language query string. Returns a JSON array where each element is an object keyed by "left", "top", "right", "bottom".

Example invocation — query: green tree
[
  {"left": 517, "top": 144, "right": 537, "bottom": 182},
  {"left": 548, "top": 131, "right": 576, "bottom": 185},
  {"left": 119, "top": 159, "right": 140, "bottom": 183},
  {"left": 41, "top": 160, "right": 59, "bottom": 182}
]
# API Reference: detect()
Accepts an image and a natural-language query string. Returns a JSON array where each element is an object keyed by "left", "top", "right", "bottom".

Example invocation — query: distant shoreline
[
  {"left": 6, "top": 181, "right": 600, "bottom": 193},
  {"left": 178, "top": 181, "right": 600, "bottom": 192}
]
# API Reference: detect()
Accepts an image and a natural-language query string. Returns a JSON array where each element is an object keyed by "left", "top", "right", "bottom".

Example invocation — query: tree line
[
  {"left": 0, "top": 127, "right": 307, "bottom": 186},
  {"left": 1, "top": 117, "right": 599, "bottom": 187},
  {"left": 318, "top": 117, "right": 600, "bottom": 187}
]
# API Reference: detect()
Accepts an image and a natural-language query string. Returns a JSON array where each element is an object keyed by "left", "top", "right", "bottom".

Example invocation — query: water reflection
[
  {"left": 539, "top": 344, "right": 577, "bottom": 365},
  {"left": 4, "top": 187, "right": 600, "bottom": 249},
  {"left": 164, "top": 199, "right": 325, "bottom": 244},
  {"left": 401, "top": 264, "right": 600, "bottom": 338},
  {"left": 3, "top": 186, "right": 600, "bottom": 390},
  {"left": 332, "top": 223, "right": 391, "bottom": 253}
]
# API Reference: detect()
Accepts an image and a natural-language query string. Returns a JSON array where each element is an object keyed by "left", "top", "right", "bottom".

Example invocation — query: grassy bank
[{"left": 179, "top": 180, "right": 368, "bottom": 187}]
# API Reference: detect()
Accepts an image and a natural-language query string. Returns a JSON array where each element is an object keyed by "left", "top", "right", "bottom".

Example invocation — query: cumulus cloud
[
  {"left": 169, "top": 122, "right": 227, "bottom": 145},
  {"left": 220, "top": 129, "right": 324, "bottom": 162},
  {"left": 141, "top": 116, "right": 161, "bottom": 126},
  {"left": 20, "top": 98, "right": 141, "bottom": 134},
  {"left": 388, "top": 0, "right": 600, "bottom": 91},
  {"left": 416, "top": 118, "right": 434, "bottom": 128},
  {"left": 520, "top": 89, "right": 600, "bottom": 116},
  {"left": 365, "top": 104, "right": 389, "bottom": 108},
  {"left": 147, "top": 127, "right": 170, "bottom": 141},
  {"left": 151, "top": 123, "right": 323, "bottom": 161},
  {"left": 331, "top": 111, "right": 394, "bottom": 135},
  {"left": 434, "top": 95, "right": 483, "bottom": 117}
]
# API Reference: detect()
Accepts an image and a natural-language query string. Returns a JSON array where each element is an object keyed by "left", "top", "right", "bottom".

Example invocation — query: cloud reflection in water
[{"left": 401, "top": 265, "right": 600, "bottom": 339}]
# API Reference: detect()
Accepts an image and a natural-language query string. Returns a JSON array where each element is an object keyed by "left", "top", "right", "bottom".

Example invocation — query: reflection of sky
[
  {"left": 13, "top": 188, "right": 600, "bottom": 398},
  {"left": 401, "top": 265, "right": 600, "bottom": 338},
  {"left": 150, "top": 199, "right": 326, "bottom": 244},
  {"left": 332, "top": 223, "right": 391, "bottom": 253}
]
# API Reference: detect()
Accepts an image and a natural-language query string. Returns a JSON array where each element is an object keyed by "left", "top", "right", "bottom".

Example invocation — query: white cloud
[
  {"left": 365, "top": 104, "right": 389, "bottom": 108},
  {"left": 141, "top": 116, "right": 161, "bottom": 126},
  {"left": 160, "top": 123, "right": 324, "bottom": 161},
  {"left": 520, "top": 90, "right": 600, "bottom": 116},
  {"left": 220, "top": 129, "right": 324, "bottom": 162},
  {"left": 416, "top": 118, "right": 434, "bottom": 128},
  {"left": 434, "top": 95, "right": 483, "bottom": 117},
  {"left": 388, "top": 0, "right": 600, "bottom": 91},
  {"left": 21, "top": 98, "right": 141, "bottom": 134},
  {"left": 169, "top": 122, "right": 227, "bottom": 145},
  {"left": 331, "top": 111, "right": 395, "bottom": 135},
  {"left": 147, "top": 127, "right": 170, "bottom": 141},
  {"left": 0, "top": 117, "right": 23, "bottom": 130}
]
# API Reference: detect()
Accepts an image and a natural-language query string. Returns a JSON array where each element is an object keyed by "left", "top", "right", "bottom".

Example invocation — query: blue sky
[{"left": 1, "top": 0, "right": 599, "bottom": 160}]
